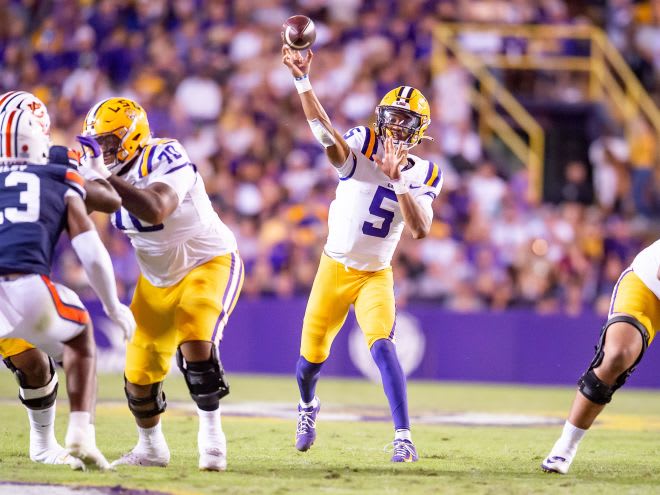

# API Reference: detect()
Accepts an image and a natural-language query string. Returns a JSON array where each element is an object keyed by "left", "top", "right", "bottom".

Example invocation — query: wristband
[
  {"left": 294, "top": 74, "right": 312, "bottom": 94},
  {"left": 391, "top": 176, "right": 409, "bottom": 195}
]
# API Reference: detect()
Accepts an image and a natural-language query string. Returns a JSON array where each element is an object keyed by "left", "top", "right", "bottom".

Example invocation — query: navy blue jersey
[
  {"left": 0, "top": 163, "right": 86, "bottom": 276},
  {"left": 49, "top": 145, "right": 82, "bottom": 168}
]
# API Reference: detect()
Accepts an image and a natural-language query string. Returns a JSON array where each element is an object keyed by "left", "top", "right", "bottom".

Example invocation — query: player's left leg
[
  {"left": 1, "top": 341, "right": 83, "bottom": 469},
  {"left": 5, "top": 275, "right": 108, "bottom": 470},
  {"left": 114, "top": 275, "right": 175, "bottom": 468},
  {"left": 542, "top": 270, "right": 658, "bottom": 474},
  {"left": 354, "top": 267, "right": 417, "bottom": 463},
  {"left": 175, "top": 253, "right": 243, "bottom": 471},
  {"left": 296, "top": 254, "right": 356, "bottom": 452}
]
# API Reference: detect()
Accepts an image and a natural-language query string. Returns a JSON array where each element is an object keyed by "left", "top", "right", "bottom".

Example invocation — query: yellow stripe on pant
[
  {"left": 301, "top": 253, "right": 395, "bottom": 364},
  {"left": 610, "top": 269, "right": 660, "bottom": 344},
  {"left": 0, "top": 338, "right": 35, "bottom": 359},
  {"left": 126, "top": 252, "right": 244, "bottom": 385}
]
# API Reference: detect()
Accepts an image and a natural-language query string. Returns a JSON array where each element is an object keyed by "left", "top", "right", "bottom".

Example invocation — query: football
[{"left": 282, "top": 15, "right": 316, "bottom": 50}]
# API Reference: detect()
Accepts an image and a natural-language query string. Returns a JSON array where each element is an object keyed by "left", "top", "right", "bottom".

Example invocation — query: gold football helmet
[
  {"left": 375, "top": 86, "right": 431, "bottom": 149},
  {"left": 82, "top": 97, "right": 150, "bottom": 171}
]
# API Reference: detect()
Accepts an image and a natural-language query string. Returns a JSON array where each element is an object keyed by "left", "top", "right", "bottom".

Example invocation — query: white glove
[
  {"left": 65, "top": 424, "right": 112, "bottom": 471},
  {"left": 76, "top": 135, "right": 111, "bottom": 179},
  {"left": 105, "top": 303, "right": 136, "bottom": 342}
]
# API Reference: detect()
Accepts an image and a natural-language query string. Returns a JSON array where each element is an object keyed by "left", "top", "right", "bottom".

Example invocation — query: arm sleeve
[{"left": 70, "top": 230, "right": 121, "bottom": 314}]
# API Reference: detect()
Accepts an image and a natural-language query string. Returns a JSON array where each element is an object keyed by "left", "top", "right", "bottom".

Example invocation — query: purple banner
[{"left": 86, "top": 298, "right": 660, "bottom": 388}]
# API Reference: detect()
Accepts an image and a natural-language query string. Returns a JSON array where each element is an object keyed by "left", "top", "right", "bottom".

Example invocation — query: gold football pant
[
  {"left": 300, "top": 253, "right": 396, "bottom": 363},
  {"left": 610, "top": 268, "right": 660, "bottom": 343},
  {"left": 0, "top": 338, "right": 34, "bottom": 359},
  {"left": 126, "top": 252, "right": 243, "bottom": 385}
]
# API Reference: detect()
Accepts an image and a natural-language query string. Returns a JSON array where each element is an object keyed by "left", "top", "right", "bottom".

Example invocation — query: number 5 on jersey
[{"left": 362, "top": 186, "right": 398, "bottom": 238}]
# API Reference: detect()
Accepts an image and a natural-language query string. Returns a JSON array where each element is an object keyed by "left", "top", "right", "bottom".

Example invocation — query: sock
[
  {"left": 553, "top": 421, "right": 586, "bottom": 457},
  {"left": 395, "top": 428, "right": 412, "bottom": 442},
  {"left": 370, "top": 339, "right": 409, "bottom": 430},
  {"left": 65, "top": 411, "right": 91, "bottom": 448},
  {"left": 27, "top": 403, "right": 58, "bottom": 454},
  {"left": 299, "top": 397, "right": 319, "bottom": 409},
  {"left": 197, "top": 407, "right": 225, "bottom": 447},
  {"left": 136, "top": 422, "right": 168, "bottom": 454},
  {"left": 296, "top": 356, "right": 324, "bottom": 404}
]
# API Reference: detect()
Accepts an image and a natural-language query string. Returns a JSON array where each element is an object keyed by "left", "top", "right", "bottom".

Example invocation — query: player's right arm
[
  {"left": 65, "top": 190, "right": 135, "bottom": 341},
  {"left": 282, "top": 45, "right": 350, "bottom": 167}
]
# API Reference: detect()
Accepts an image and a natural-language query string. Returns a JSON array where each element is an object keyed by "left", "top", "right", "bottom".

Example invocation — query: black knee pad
[
  {"left": 578, "top": 315, "right": 649, "bottom": 404},
  {"left": 4, "top": 356, "right": 58, "bottom": 410},
  {"left": 124, "top": 378, "right": 167, "bottom": 419},
  {"left": 176, "top": 345, "right": 229, "bottom": 411}
]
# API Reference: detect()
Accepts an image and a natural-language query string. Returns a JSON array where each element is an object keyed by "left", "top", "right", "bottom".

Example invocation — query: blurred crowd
[{"left": 1, "top": 0, "right": 659, "bottom": 316}]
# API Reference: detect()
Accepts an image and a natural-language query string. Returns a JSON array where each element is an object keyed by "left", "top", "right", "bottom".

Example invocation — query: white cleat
[
  {"left": 199, "top": 446, "right": 227, "bottom": 471},
  {"left": 65, "top": 425, "right": 112, "bottom": 471},
  {"left": 541, "top": 455, "right": 573, "bottom": 474},
  {"left": 111, "top": 448, "right": 170, "bottom": 468},
  {"left": 66, "top": 442, "right": 112, "bottom": 471},
  {"left": 199, "top": 431, "right": 227, "bottom": 471},
  {"left": 31, "top": 444, "right": 86, "bottom": 471}
]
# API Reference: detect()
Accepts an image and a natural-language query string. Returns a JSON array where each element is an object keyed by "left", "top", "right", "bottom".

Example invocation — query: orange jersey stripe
[
  {"left": 65, "top": 169, "right": 85, "bottom": 187},
  {"left": 40, "top": 276, "right": 89, "bottom": 324}
]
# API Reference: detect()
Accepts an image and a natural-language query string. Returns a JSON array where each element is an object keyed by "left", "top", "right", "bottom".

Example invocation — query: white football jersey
[
  {"left": 631, "top": 240, "right": 660, "bottom": 300},
  {"left": 111, "top": 138, "right": 237, "bottom": 287},
  {"left": 325, "top": 126, "right": 443, "bottom": 271}
]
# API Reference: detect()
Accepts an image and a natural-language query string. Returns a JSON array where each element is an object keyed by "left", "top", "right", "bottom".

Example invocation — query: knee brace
[
  {"left": 176, "top": 345, "right": 229, "bottom": 411},
  {"left": 4, "top": 356, "right": 58, "bottom": 410},
  {"left": 124, "top": 377, "right": 167, "bottom": 419},
  {"left": 578, "top": 315, "right": 649, "bottom": 405}
]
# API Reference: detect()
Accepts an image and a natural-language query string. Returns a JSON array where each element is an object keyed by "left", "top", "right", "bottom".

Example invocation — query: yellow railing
[{"left": 433, "top": 23, "right": 660, "bottom": 203}]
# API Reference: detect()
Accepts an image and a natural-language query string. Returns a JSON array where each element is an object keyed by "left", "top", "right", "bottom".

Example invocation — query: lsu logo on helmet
[
  {"left": 83, "top": 97, "right": 150, "bottom": 171},
  {"left": 375, "top": 86, "right": 431, "bottom": 149}
]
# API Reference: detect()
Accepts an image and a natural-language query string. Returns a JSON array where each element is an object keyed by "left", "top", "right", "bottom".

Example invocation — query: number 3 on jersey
[
  {"left": 362, "top": 186, "right": 397, "bottom": 238},
  {"left": 0, "top": 171, "right": 40, "bottom": 224}
]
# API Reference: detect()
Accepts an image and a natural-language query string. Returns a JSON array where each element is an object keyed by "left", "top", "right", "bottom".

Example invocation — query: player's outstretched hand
[
  {"left": 282, "top": 45, "right": 313, "bottom": 78},
  {"left": 106, "top": 303, "right": 136, "bottom": 342},
  {"left": 76, "top": 135, "right": 111, "bottom": 179},
  {"left": 374, "top": 136, "right": 406, "bottom": 180}
]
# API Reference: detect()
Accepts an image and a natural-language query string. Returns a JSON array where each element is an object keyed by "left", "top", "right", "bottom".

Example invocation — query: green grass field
[{"left": 1, "top": 373, "right": 660, "bottom": 494}]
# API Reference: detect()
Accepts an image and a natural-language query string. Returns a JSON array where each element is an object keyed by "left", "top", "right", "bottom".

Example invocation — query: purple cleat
[
  {"left": 390, "top": 439, "right": 418, "bottom": 463},
  {"left": 295, "top": 398, "right": 320, "bottom": 452}
]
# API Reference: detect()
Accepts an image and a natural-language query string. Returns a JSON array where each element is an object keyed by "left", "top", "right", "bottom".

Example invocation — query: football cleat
[
  {"left": 199, "top": 446, "right": 227, "bottom": 472},
  {"left": 110, "top": 448, "right": 170, "bottom": 468},
  {"left": 390, "top": 439, "right": 419, "bottom": 463},
  {"left": 295, "top": 398, "right": 320, "bottom": 452},
  {"left": 65, "top": 442, "right": 111, "bottom": 471},
  {"left": 198, "top": 429, "right": 227, "bottom": 471},
  {"left": 541, "top": 455, "right": 572, "bottom": 474},
  {"left": 30, "top": 444, "right": 85, "bottom": 470}
]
